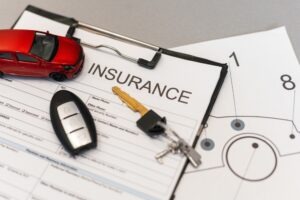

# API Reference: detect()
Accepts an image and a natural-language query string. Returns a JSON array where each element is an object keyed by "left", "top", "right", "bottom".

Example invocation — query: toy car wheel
[
  {"left": 50, "top": 73, "right": 67, "bottom": 82},
  {"left": 0, "top": 71, "right": 3, "bottom": 77}
]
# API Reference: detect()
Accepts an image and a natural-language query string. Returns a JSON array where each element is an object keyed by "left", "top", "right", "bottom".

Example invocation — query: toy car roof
[{"left": 0, "top": 29, "right": 35, "bottom": 53}]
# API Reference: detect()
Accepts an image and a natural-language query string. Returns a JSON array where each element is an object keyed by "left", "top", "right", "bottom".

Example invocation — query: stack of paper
[{"left": 0, "top": 6, "right": 224, "bottom": 200}]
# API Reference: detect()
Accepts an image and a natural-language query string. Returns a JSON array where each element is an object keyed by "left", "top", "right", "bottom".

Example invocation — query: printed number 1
[{"left": 229, "top": 51, "right": 240, "bottom": 67}]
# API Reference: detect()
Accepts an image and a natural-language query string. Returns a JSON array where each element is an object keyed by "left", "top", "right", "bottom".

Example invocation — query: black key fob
[{"left": 50, "top": 90, "right": 97, "bottom": 156}]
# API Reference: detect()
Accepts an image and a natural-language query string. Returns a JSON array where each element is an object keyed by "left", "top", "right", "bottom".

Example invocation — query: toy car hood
[{"left": 52, "top": 36, "right": 82, "bottom": 65}]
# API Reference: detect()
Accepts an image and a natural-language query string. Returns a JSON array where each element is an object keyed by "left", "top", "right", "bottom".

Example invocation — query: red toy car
[{"left": 0, "top": 29, "right": 84, "bottom": 81}]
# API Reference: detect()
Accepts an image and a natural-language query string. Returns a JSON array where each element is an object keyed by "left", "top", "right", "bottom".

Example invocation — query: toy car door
[
  {"left": 0, "top": 52, "right": 17, "bottom": 75},
  {"left": 15, "top": 53, "right": 45, "bottom": 76}
]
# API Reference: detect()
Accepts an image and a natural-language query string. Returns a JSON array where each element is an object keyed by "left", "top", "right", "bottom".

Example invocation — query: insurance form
[{"left": 0, "top": 8, "right": 223, "bottom": 200}]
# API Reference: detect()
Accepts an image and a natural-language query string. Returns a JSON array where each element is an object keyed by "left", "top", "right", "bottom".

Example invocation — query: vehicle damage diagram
[{"left": 175, "top": 35, "right": 300, "bottom": 199}]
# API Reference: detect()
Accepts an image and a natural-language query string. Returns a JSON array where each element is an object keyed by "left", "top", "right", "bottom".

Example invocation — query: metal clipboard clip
[{"left": 66, "top": 22, "right": 162, "bottom": 69}]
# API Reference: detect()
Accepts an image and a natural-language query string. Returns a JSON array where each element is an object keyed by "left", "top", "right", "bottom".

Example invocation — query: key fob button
[
  {"left": 68, "top": 129, "right": 92, "bottom": 149},
  {"left": 58, "top": 105, "right": 86, "bottom": 133},
  {"left": 57, "top": 101, "right": 79, "bottom": 119},
  {"left": 61, "top": 114, "right": 85, "bottom": 135},
  {"left": 50, "top": 90, "right": 97, "bottom": 156}
]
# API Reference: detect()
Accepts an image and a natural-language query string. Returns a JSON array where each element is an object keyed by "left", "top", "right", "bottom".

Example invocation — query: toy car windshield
[{"left": 30, "top": 32, "right": 58, "bottom": 61}]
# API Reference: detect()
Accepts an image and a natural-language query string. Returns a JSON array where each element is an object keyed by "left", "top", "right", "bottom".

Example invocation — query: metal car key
[
  {"left": 112, "top": 86, "right": 201, "bottom": 168},
  {"left": 157, "top": 121, "right": 202, "bottom": 167},
  {"left": 50, "top": 90, "right": 97, "bottom": 156}
]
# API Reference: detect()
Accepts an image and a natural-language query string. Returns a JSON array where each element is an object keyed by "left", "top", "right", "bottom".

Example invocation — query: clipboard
[
  {"left": 9, "top": 5, "right": 228, "bottom": 200},
  {"left": 13, "top": 4, "right": 227, "bottom": 130}
]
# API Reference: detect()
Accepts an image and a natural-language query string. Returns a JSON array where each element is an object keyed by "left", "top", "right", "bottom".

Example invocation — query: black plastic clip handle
[
  {"left": 66, "top": 22, "right": 77, "bottom": 38},
  {"left": 137, "top": 49, "right": 162, "bottom": 69},
  {"left": 67, "top": 23, "right": 162, "bottom": 69},
  {"left": 66, "top": 23, "right": 81, "bottom": 43}
]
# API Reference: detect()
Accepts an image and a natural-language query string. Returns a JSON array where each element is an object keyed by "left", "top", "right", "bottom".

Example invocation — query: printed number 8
[{"left": 281, "top": 74, "right": 296, "bottom": 90}]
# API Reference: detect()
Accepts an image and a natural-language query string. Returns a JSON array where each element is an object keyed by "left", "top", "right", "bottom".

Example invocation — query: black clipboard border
[{"left": 12, "top": 5, "right": 228, "bottom": 200}]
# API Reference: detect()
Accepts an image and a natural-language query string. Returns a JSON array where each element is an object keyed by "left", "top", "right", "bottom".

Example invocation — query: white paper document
[
  {"left": 0, "top": 10, "right": 223, "bottom": 200},
  {"left": 174, "top": 27, "right": 300, "bottom": 200}
]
